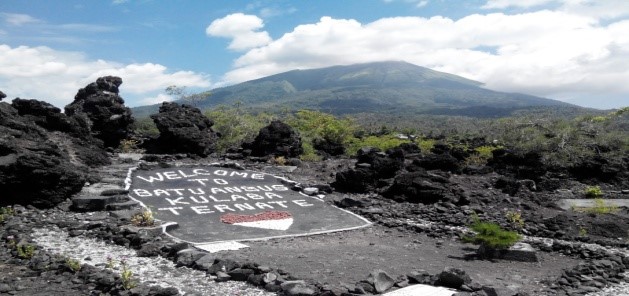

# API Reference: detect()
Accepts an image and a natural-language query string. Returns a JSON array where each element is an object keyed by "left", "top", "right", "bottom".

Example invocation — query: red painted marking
[{"left": 220, "top": 211, "right": 293, "bottom": 224}]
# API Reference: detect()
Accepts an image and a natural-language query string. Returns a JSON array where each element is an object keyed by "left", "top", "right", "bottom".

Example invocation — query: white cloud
[
  {"left": 482, "top": 0, "right": 554, "bottom": 9},
  {"left": 138, "top": 93, "right": 174, "bottom": 106},
  {"left": 112, "top": 0, "right": 129, "bottom": 4},
  {"left": 482, "top": 0, "right": 629, "bottom": 20},
  {"left": 0, "top": 45, "right": 210, "bottom": 107},
  {"left": 214, "top": 12, "right": 629, "bottom": 108},
  {"left": 206, "top": 13, "right": 272, "bottom": 51},
  {"left": 382, "top": 0, "right": 430, "bottom": 8},
  {"left": 1, "top": 13, "right": 41, "bottom": 26},
  {"left": 416, "top": 1, "right": 429, "bottom": 8}
]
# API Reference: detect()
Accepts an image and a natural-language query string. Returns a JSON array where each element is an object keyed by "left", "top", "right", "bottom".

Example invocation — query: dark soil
[{"left": 228, "top": 225, "right": 581, "bottom": 294}]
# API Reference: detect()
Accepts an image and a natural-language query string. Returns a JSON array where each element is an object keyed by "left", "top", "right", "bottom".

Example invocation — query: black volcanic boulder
[
  {"left": 333, "top": 168, "right": 376, "bottom": 193},
  {"left": 569, "top": 155, "right": 629, "bottom": 186},
  {"left": 0, "top": 91, "right": 5, "bottom": 101},
  {"left": 148, "top": 102, "right": 218, "bottom": 156},
  {"left": 383, "top": 169, "right": 461, "bottom": 204},
  {"left": 11, "top": 98, "right": 109, "bottom": 167},
  {"left": 12, "top": 98, "right": 89, "bottom": 137},
  {"left": 333, "top": 147, "right": 404, "bottom": 193},
  {"left": 0, "top": 102, "right": 86, "bottom": 208},
  {"left": 488, "top": 148, "right": 546, "bottom": 180},
  {"left": 356, "top": 147, "right": 404, "bottom": 178},
  {"left": 412, "top": 153, "right": 462, "bottom": 173},
  {"left": 64, "top": 76, "right": 134, "bottom": 148},
  {"left": 246, "top": 120, "right": 303, "bottom": 158},
  {"left": 313, "top": 137, "right": 345, "bottom": 156}
]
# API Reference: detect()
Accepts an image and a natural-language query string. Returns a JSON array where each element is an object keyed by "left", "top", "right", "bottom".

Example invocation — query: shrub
[
  {"left": 133, "top": 117, "right": 159, "bottom": 137},
  {"left": 131, "top": 209, "right": 155, "bottom": 227},
  {"left": 300, "top": 142, "right": 322, "bottom": 162},
  {"left": 505, "top": 210, "right": 524, "bottom": 229},
  {"left": 17, "top": 243, "right": 36, "bottom": 259},
  {"left": 346, "top": 135, "right": 410, "bottom": 156},
  {"left": 0, "top": 207, "right": 15, "bottom": 224},
  {"left": 286, "top": 110, "right": 356, "bottom": 156},
  {"left": 206, "top": 105, "right": 274, "bottom": 153},
  {"left": 584, "top": 185, "right": 603, "bottom": 198},
  {"left": 417, "top": 138, "right": 436, "bottom": 153},
  {"left": 120, "top": 258, "right": 136, "bottom": 290},
  {"left": 588, "top": 198, "right": 618, "bottom": 215},
  {"left": 579, "top": 226, "right": 588, "bottom": 237},
  {"left": 463, "top": 216, "right": 521, "bottom": 250},
  {"left": 65, "top": 257, "right": 82, "bottom": 272},
  {"left": 119, "top": 139, "right": 139, "bottom": 153}
]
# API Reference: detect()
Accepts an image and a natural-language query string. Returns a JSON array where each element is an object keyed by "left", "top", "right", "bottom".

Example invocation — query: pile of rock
[
  {"left": 333, "top": 147, "right": 404, "bottom": 193},
  {"left": 65, "top": 76, "right": 134, "bottom": 148},
  {"left": 0, "top": 102, "right": 87, "bottom": 208},
  {"left": 0, "top": 76, "right": 134, "bottom": 208},
  {"left": 243, "top": 120, "right": 303, "bottom": 158},
  {"left": 145, "top": 102, "right": 219, "bottom": 157}
]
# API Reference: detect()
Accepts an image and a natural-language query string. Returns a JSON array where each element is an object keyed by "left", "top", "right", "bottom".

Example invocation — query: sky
[{"left": 0, "top": 0, "right": 628, "bottom": 109}]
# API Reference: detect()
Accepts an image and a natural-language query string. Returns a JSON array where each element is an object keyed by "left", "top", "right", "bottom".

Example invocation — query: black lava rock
[
  {"left": 0, "top": 102, "right": 86, "bottom": 208},
  {"left": 65, "top": 76, "right": 134, "bottom": 148},
  {"left": 245, "top": 120, "right": 303, "bottom": 158},
  {"left": 147, "top": 102, "right": 219, "bottom": 157},
  {"left": 11, "top": 98, "right": 110, "bottom": 167}
]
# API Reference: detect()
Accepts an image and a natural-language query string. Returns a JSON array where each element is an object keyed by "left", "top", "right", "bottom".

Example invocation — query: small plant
[
  {"left": 417, "top": 138, "right": 436, "bottom": 153},
  {"left": 272, "top": 156, "right": 287, "bottom": 166},
  {"left": 131, "top": 209, "right": 155, "bottom": 227},
  {"left": 6, "top": 235, "right": 16, "bottom": 249},
  {"left": 579, "top": 226, "right": 588, "bottom": 237},
  {"left": 120, "top": 257, "right": 136, "bottom": 290},
  {"left": 463, "top": 215, "right": 521, "bottom": 250},
  {"left": 17, "top": 243, "right": 35, "bottom": 259},
  {"left": 106, "top": 255, "right": 115, "bottom": 269},
  {"left": 65, "top": 257, "right": 82, "bottom": 272},
  {"left": 300, "top": 142, "right": 322, "bottom": 162},
  {"left": 505, "top": 210, "right": 525, "bottom": 229},
  {"left": 589, "top": 198, "right": 618, "bottom": 215},
  {"left": 571, "top": 198, "right": 618, "bottom": 215},
  {"left": 584, "top": 185, "right": 603, "bottom": 198},
  {"left": 0, "top": 207, "right": 15, "bottom": 224},
  {"left": 119, "top": 139, "right": 139, "bottom": 153}
]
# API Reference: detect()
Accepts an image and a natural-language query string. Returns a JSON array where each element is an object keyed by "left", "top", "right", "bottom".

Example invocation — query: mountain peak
[
  {"left": 132, "top": 61, "right": 574, "bottom": 118},
  {"left": 252, "top": 60, "right": 482, "bottom": 90}
]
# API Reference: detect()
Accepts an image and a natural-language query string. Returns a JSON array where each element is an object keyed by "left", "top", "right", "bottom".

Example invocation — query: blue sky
[{"left": 1, "top": 0, "right": 628, "bottom": 109}]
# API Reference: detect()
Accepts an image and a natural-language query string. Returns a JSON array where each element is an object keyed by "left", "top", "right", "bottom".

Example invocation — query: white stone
[
  {"left": 195, "top": 241, "right": 249, "bottom": 253},
  {"left": 383, "top": 284, "right": 457, "bottom": 296},
  {"left": 234, "top": 218, "right": 294, "bottom": 231}
]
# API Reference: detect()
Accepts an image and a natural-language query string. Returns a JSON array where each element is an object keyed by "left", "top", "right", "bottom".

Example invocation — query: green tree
[
  {"left": 165, "top": 85, "right": 211, "bottom": 107},
  {"left": 286, "top": 110, "right": 357, "bottom": 158},
  {"left": 205, "top": 104, "right": 274, "bottom": 153}
]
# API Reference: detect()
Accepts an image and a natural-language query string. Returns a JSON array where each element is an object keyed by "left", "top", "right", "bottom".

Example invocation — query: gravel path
[{"left": 31, "top": 227, "right": 275, "bottom": 296}]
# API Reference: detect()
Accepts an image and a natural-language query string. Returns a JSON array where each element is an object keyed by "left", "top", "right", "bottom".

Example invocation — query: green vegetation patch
[{"left": 463, "top": 216, "right": 521, "bottom": 250}]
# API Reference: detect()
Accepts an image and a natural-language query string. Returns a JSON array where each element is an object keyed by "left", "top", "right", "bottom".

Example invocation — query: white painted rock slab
[
  {"left": 195, "top": 241, "right": 249, "bottom": 253},
  {"left": 383, "top": 284, "right": 457, "bottom": 296},
  {"left": 556, "top": 199, "right": 629, "bottom": 211}
]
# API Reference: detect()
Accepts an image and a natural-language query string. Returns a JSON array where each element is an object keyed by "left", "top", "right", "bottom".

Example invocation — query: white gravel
[
  {"left": 31, "top": 227, "right": 276, "bottom": 296},
  {"left": 584, "top": 274, "right": 629, "bottom": 296}
]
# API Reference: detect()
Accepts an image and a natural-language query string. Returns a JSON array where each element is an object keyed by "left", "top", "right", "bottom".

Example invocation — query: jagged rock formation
[
  {"left": 11, "top": 98, "right": 109, "bottom": 167},
  {"left": 0, "top": 102, "right": 86, "bottom": 208},
  {"left": 244, "top": 120, "right": 303, "bottom": 158},
  {"left": 65, "top": 76, "right": 134, "bottom": 148},
  {"left": 147, "top": 102, "right": 219, "bottom": 157},
  {"left": 333, "top": 147, "right": 404, "bottom": 193},
  {"left": 12, "top": 98, "right": 90, "bottom": 137}
]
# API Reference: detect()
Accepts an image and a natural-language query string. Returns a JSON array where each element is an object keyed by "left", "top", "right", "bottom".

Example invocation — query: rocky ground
[{"left": 2, "top": 152, "right": 629, "bottom": 296}]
